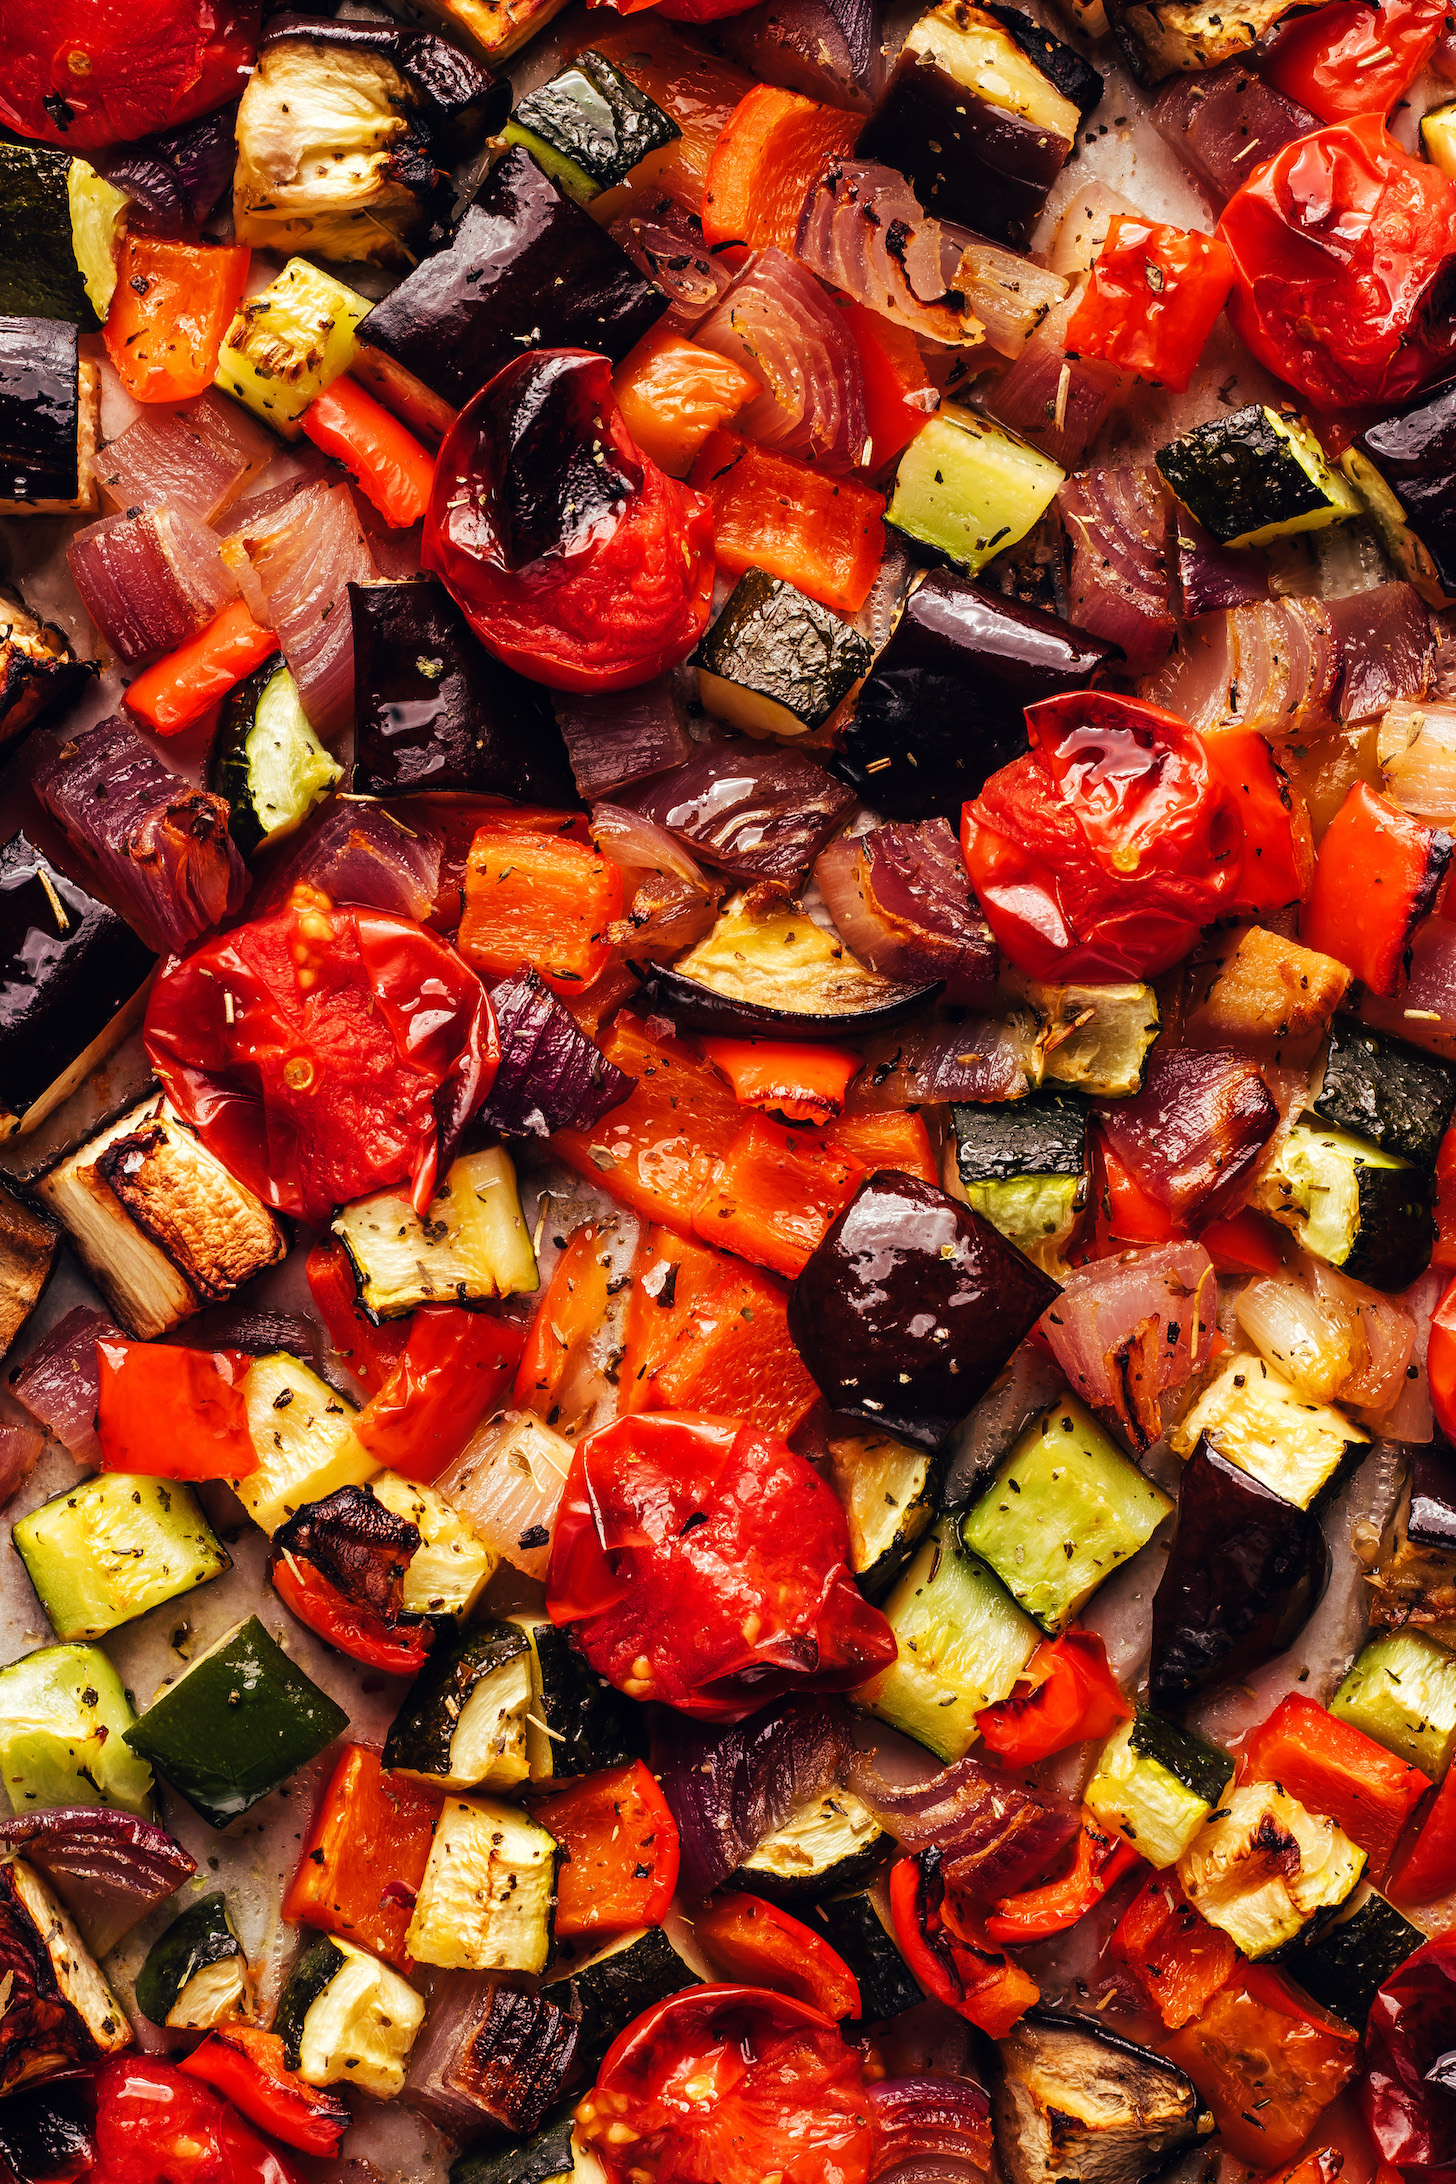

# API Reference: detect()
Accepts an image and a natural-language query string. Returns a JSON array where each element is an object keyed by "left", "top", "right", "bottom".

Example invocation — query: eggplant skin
[
  {"left": 1150, "top": 1438, "right": 1329, "bottom": 1712},
  {"left": 0, "top": 317, "right": 80, "bottom": 504},
  {"left": 840, "top": 574, "right": 1119, "bottom": 822},
  {"left": 356, "top": 146, "right": 666, "bottom": 416},
  {"left": 1358, "top": 383, "right": 1456, "bottom": 600},
  {"left": 349, "top": 578, "right": 575, "bottom": 802},
  {"left": 789, "top": 1171, "right": 1060, "bottom": 1449},
  {"left": 643, "top": 964, "right": 940, "bottom": 1043},
  {"left": 857, "top": 56, "right": 1068, "bottom": 246},
  {"left": 259, "top": 12, "right": 509, "bottom": 158},
  {"left": 0, "top": 588, "right": 91, "bottom": 754},
  {"left": 992, "top": 2008, "right": 1208, "bottom": 2184}
]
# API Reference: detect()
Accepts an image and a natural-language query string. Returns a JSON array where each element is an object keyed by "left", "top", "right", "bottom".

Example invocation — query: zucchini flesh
[
  {"left": 215, "top": 257, "right": 371, "bottom": 440},
  {"left": 277, "top": 1933, "right": 425, "bottom": 2097},
  {"left": 1087, "top": 1715, "right": 1232, "bottom": 1870},
  {"left": 407, "top": 1795, "right": 558, "bottom": 1974},
  {"left": 731, "top": 1789, "right": 887, "bottom": 1906},
  {"left": 135, "top": 1892, "right": 246, "bottom": 2028},
  {"left": 0, "top": 1643, "right": 153, "bottom": 1818},
  {"left": 1006, "top": 969, "right": 1161, "bottom": 1098},
  {"left": 234, "top": 1351, "right": 377, "bottom": 1537},
  {"left": 825, "top": 1432, "right": 940, "bottom": 1598},
  {"left": 370, "top": 1470, "right": 495, "bottom": 1619},
  {"left": 694, "top": 568, "right": 872, "bottom": 741},
  {"left": 1176, "top": 1783, "right": 1364, "bottom": 1958},
  {"left": 1156, "top": 404, "right": 1361, "bottom": 550},
  {"left": 383, "top": 1622, "right": 534, "bottom": 1792},
  {"left": 211, "top": 661, "right": 341, "bottom": 856},
  {"left": 510, "top": 1616, "right": 647, "bottom": 1782},
  {"left": 1170, "top": 1351, "right": 1365, "bottom": 1510},
  {"left": 961, "top": 1397, "right": 1173, "bottom": 1634},
  {"left": 333, "top": 1146, "right": 538, "bottom": 1319},
  {"left": 1253, "top": 1120, "right": 1434, "bottom": 1292},
  {"left": 856, "top": 1524, "right": 1040, "bottom": 1762},
  {"left": 1331, "top": 1628, "right": 1456, "bottom": 1775},
  {"left": 66, "top": 163, "right": 127, "bottom": 320},
  {"left": 949, "top": 1089, "right": 1089, "bottom": 1274},
  {"left": 888, "top": 409, "right": 1064, "bottom": 574},
  {"left": 13, "top": 1472, "right": 228, "bottom": 1642}
]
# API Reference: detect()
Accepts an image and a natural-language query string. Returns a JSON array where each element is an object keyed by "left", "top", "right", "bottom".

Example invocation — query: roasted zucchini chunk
[
  {"left": 1313, "top": 1019, "right": 1456, "bottom": 1170},
  {"left": 694, "top": 569, "right": 872, "bottom": 741},
  {"left": 505, "top": 50, "right": 680, "bottom": 204},
  {"left": 859, "top": 0, "right": 1084, "bottom": 246},
  {"left": 1277, "top": 1882, "right": 1423, "bottom": 2027},
  {"left": 210, "top": 660, "right": 341, "bottom": 857},
  {"left": 235, "top": 1353, "right": 377, "bottom": 1537},
  {"left": 370, "top": 1471, "right": 496, "bottom": 1619},
  {"left": 0, "top": 318, "right": 98, "bottom": 514},
  {"left": 450, "top": 2107, "right": 578, "bottom": 2184},
  {"left": 0, "top": 591, "right": 91, "bottom": 756},
  {"left": 1156, "top": 404, "right": 1361, "bottom": 550},
  {"left": 1345, "top": 383, "right": 1456, "bottom": 608},
  {"left": 962, "top": 1396, "right": 1173, "bottom": 1634},
  {"left": 0, "top": 141, "right": 102, "bottom": 323},
  {"left": 407, "top": 1796, "right": 558, "bottom": 1974},
  {"left": 1331, "top": 1627, "right": 1456, "bottom": 1775},
  {"left": 991, "top": 2010, "right": 1208, "bottom": 2184},
  {"left": 647, "top": 886, "right": 938, "bottom": 1041},
  {"left": 0, "top": 1858, "right": 130, "bottom": 2095},
  {"left": 1252, "top": 1120, "right": 1434, "bottom": 1292},
  {"left": 122, "top": 1616, "right": 349, "bottom": 1831},
  {"left": 1368, "top": 1445, "right": 1456, "bottom": 1650},
  {"left": 544, "top": 1926, "right": 700, "bottom": 2073},
  {"left": 216, "top": 257, "right": 373, "bottom": 440},
  {"left": 1169, "top": 1350, "right": 1367, "bottom": 1510},
  {"left": 374, "top": 0, "right": 573, "bottom": 66},
  {"left": 13, "top": 1473, "right": 229, "bottom": 1643},
  {"left": 0, "top": 1643, "right": 153, "bottom": 1818},
  {"left": 333, "top": 1146, "right": 538, "bottom": 1320},
  {"left": 135, "top": 1892, "right": 248, "bottom": 2030},
  {"left": 507, "top": 1615, "right": 647, "bottom": 1783},
  {"left": 825, "top": 1431, "right": 941, "bottom": 1596},
  {"left": 36, "top": 1098, "right": 287, "bottom": 1341},
  {"left": 1004, "top": 967, "right": 1161, "bottom": 1098},
  {"left": 275, "top": 1932, "right": 425, "bottom": 2098},
  {"left": 947, "top": 1090, "right": 1088, "bottom": 1275},
  {"left": 805, "top": 1888, "right": 923, "bottom": 2022},
  {"left": 1086, "top": 1710, "right": 1233, "bottom": 1870},
  {"left": 1176, "top": 1783, "right": 1364, "bottom": 1958},
  {"left": 729, "top": 1790, "right": 888, "bottom": 1906},
  {"left": 1108, "top": 0, "right": 1305, "bottom": 84},
  {"left": 856, "top": 1522, "right": 1041, "bottom": 1763},
  {"left": 383, "top": 1622, "right": 534, "bottom": 1793},
  {"left": 888, "top": 408, "right": 1066, "bottom": 576}
]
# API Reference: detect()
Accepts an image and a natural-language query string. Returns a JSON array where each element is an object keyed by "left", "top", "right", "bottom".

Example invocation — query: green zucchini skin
[
  {"left": 725, "top": 1790, "right": 889, "bottom": 1907},
  {"left": 546, "top": 1927, "right": 700, "bottom": 2075},
  {"left": 805, "top": 1892, "right": 922, "bottom": 2022},
  {"left": 382, "top": 1620, "right": 530, "bottom": 1783},
  {"left": 1341, "top": 1162, "right": 1436, "bottom": 1290},
  {"left": 951, "top": 1089, "right": 1088, "bottom": 1183},
  {"left": 0, "top": 144, "right": 92, "bottom": 323},
  {"left": 1156, "top": 404, "right": 1356, "bottom": 548},
  {"left": 524, "top": 1620, "right": 648, "bottom": 1781},
  {"left": 693, "top": 569, "right": 874, "bottom": 739},
  {"left": 134, "top": 1892, "right": 243, "bottom": 2027},
  {"left": 450, "top": 2106, "right": 576, "bottom": 2184},
  {"left": 1314, "top": 1020, "right": 1456, "bottom": 1170},
  {"left": 209, "top": 658, "right": 341, "bottom": 857},
  {"left": 1128, "top": 1709, "right": 1232, "bottom": 1810},
  {"left": 274, "top": 1935, "right": 348, "bottom": 2074},
  {"left": 507, "top": 51, "right": 680, "bottom": 195},
  {"left": 1276, "top": 1888, "right": 1423, "bottom": 2026}
]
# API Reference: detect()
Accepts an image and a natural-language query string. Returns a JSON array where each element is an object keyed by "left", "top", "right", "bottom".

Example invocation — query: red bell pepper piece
[
  {"left": 1428, "top": 1271, "right": 1456, "bottom": 1443},
  {"left": 1390, "top": 1754, "right": 1456, "bottom": 1902},
  {"left": 701, "top": 83, "right": 861, "bottom": 254},
  {"left": 180, "top": 2027, "right": 349, "bottom": 2158},
  {"left": 837, "top": 298, "right": 939, "bottom": 468},
  {"left": 984, "top": 1809, "right": 1141, "bottom": 1943},
  {"left": 1262, "top": 0, "right": 1446, "bottom": 122},
  {"left": 975, "top": 1630, "right": 1131, "bottom": 1765},
  {"left": 689, "top": 429, "right": 886, "bottom": 616},
  {"left": 1201, "top": 729, "right": 1316, "bottom": 914},
  {"left": 889, "top": 1851, "right": 1039, "bottom": 2038},
  {"left": 105, "top": 235, "right": 251, "bottom": 404},
  {"left": 283, "top": 1744, "right": 439, "bottom": 1972},
  {"left": 299, "top": 374, "right": 435, "bottom": 529},
  {"left": 91, "top": 2057, "right": 306, "bottom": 2184},
  {"left": 1079, "top": 1129, "right": 1186, "bottom": 1260},
  {"left": 701, "top": 1036, "right": 863, "bottom": 1126},
  {"left": 270, "top": 1549, "right": 433, "bottom": 1678},
  {"left": 354, "top": 1306, "right": 525, "bottom": 1484},
  {"left": 1237, "top": 1692, "right": 1431, "bottom": 1879},
  {"left": 827, "top": 1107, "right": 938, "bottom": 1185},
  {"left": 1435, "top": 1125, "right": 1456, "bottom": 1269},
  {"left": 125, "top": 599, "right": 279, "bottom": 736},
  {"left": 1261, "top": 2153, "right": 1345, "bottom": 2184},
  {"left": 527, "top": 1761, "right": 679, "bottom": 1939},
  {"left": 695, "top": 1892, "right": 861, "bottom": 2020},
  {"left": 305, "top": 1238, "right": 407, "bottom": 1396},
  {"left": 96, "top": 1340, "right": 256, "bottom": 1480},
  {"left": 1164, "top": 1965, "right": 1360, "bottom": 2168},
  {"left": 1302, "top": 780, "right": 1452, "bottom": 995},
  {"left": 1198, "top": 1207, "right": 1289, "bottom": 1277},
  {"left": 1108, "top": 1873, "right": 1239, "bottom": 2029},
  {"left": 554, "top": 1016, "right": 743, "bottom": 1234},
  {"left": 514, "top": 1220, "right": 611, "bottom": 1427},
  {"left": 691, "top": 1112, "right": 867, "bottom": 1279},
  {"left": 1066, "top": 218, "right": 1234, "bottom": 392}
]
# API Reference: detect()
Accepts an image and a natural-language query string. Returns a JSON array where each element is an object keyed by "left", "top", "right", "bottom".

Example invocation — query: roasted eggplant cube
[
  {"left": 0, "top": 590, "right": 91, "bottom": 757},
  {"left": 350, "top": 577, "right": 573, "bottom": 802},
  {"left": 1086, "top": 1710, "right": 1233, "bottom": 1869},
  {"left": 1150, "top": 1438, "right": 1329, "bottom": 1711},
  {"left": 0, "top": 318, "right": 97, "bottom": 514},
  {"left": 1369, "top": 1444, "right": 1456, "bottom": 1649},
  {"left": 256, "top": 14, "right": 508, "bottom": 164},
  {"left": 1330, "top": 1627, "right": 1456, "bottom": 1776},
  {"left": 805, "top": 1890, "right": 922, "bottom": 2022},
  {"left": 790, "top": 1172, "right": 1061, "bottom": 1447},
  {"left": 0, "top": 143, "right": 94, "bottom": 324},
  {"left": 840, "top": 571, "right": 1118, "bottom": 822},
  {"left": 1169, "top": 1350, "right": 1367, "bottom": 1510},
  {"left": 947, "top": 1089, "right": 1088, "bottom": 1273},
  {"left": 506, "top": 51, "right": 680, "bottom": 203},
  {"left": 1252, "top": 1120, "right": 1434, "bottom": 1292},
  {"left": 135, "top": 1891, "right": 248, "bottom": 2030},
  {"left": 1156, "top": 404, "right": 1361, "bottom": 551},
  {"left": 13, "top": 1472, "right": 229, "bottom": 1643},
  {"left": 1314, "top": 1018, "right": 1456, "bottom": 1169},
  {"left": 353, "top": 146, "right": 666, "bottom": 441},
  {"left": 856, "top": 1521, "right": 1040, "bottom": 1761},
  {"left": 0, "top": 1858, "right": 130, "bottom": 2095},
  {"left": 274, "top": 1932, "right": 425, "bottom": 2098},
  {"left": 36, "top": 1099, "right": 287, "bottom": 1341},
  {"left": 888, "top": 409, "right": 1066, "bottom": 577},
  {"left": 859, "top": 1, "right": 1080, "bottom": 246},
  {"left": 1347, "top": 380, "right": 1456, "bottom": 607},
  {"left": 962, "top": 1396, "right": 1172, "bottom": 1634},
  {"left": 991, "top": 2010, "right": 1208, "bottom": 2184},
  {"left": 543, "top": 1926, "right": 698, "bottom": 2075},
  {"left": 122, "top": 1616, "right": 349, "bottom": 1830},
  {"left": 695, "top": 570, "right": 871, "bottom": 742},
  {"left": 383, "top": 1622, "right": 534, "bottom": 1794},
  {"left": 0, "top": 1642, "right": 154, "bottom": 1819}
]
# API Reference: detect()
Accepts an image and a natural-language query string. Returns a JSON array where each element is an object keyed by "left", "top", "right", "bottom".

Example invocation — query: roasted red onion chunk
[
  {"left": 265, "top": 800, "right": 443, "bottom": 924},
  {"left": 93, "top": 389, "right": 272, "bottom": 526},
  {"left": 847, "top": 1746, "right": 1079, "bottom": 1900},
  {"left": 796, "top": 159, "right": 984, "bottom": 347},
  {"left": 11, "top": 1306, "right": 120, "bottom": 1463},
  {"left": 67, "top": 506, "right": 234, "bottom": 665},
  {"left": 0, "top": 1808, "right": 196, "bottom": 1958},
  {"left": 984, "top": 302, "right": 1123, "bottom": 469},
  {"left": 592, "top": 802, "right": 722, "bottom": 963},
  {"left": 1327, "top": 582, "right": 1433, "bottom": 723},
  {"left": 866, "top": 2074, "right": 994, "bottom": 2183},
  {"left": 1170, "top": 508, "right": 1270, "bottom": 620},
  {"left": 556, "top": 677, "right": 694, "bottom": 800},
  {"left": 727, "top": 0, "right": 885, "bottom": 112},
  {"left": 815, "top": 818, "right": 999, "bottom": 1010},
  {"left": 94, "top": 105, "right": 239, "bottom": 234},
  {"left": 632, "top": 742, "right": 855, "bottom": 889},
  {"left": 238, "top": 480, "right": 376, "bottom": 738},
  {"left": 939, "top": 227, "right": 1068, "bottom": 360},
  {"left": 609, "top": 197, "right": 733, "bottom": 332},
  {"left": 1096, "top": 1045, "right": 1279, "bottom": 1227},
  {"left": 1150, "top": 61, "right": 1320, "bottom": 204},
  {"left": 483, "top": 969, "right": 632, "bottom": 1137},
  {"left": 31, "top": 718, "right": 247, "bottom": 955},
  {"left": 1059, "top": 465, "right": 1176, "bottom": 677},
  {"left": 654, "top": 1698, "right": 851, "bottom": 1900},
  {"left": 847, "top": 1013, "right": 1031, "bottom": 1111},
  {"left": 1360, "top": 914, "right": 1456, "bottom": 1055},
  {"left": 1040, "top": 1241, "right": 1217, "bottom": 1453},
  {"left": 697, "top": 247, "right": 870, "bottom": 472},
  {"left": 1144, "top": 595, "right": 1340, "bottom": 733}
]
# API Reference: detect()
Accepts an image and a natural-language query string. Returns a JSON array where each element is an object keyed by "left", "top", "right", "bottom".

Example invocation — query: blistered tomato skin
[
  {"left": 424, "top": 348, "right": 716, "bottom": 693},
  {"left": 0, "top": 1, "right": 259, "bottom": 151}
]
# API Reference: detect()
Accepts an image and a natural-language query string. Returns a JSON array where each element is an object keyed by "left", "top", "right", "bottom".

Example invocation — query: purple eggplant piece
[
  {"left": 1150, "top": 1438, "right": 1330, "bottom": 1710},
  {"left": 1357, "top": 382, "right": 1456, "bottom": 601},
  {"left": 0, "top": 317, "right": 80, "bottom": 504},
  {"left": 726, "top": 0, "right": 886, "bottom": 112},
  {"left": 654, "top": 1698, "right": 851, "bottom": 1900},
  {"left": 94, "top": 108, "right": 237, "bottom": 236},
  {"left": 789, "top": 1172, "right": 1061, "bottom": 1448},
  {"left": 349, "top": 577, "right": 574, "bottom": 803},
  {"left": 857, "top": 53, "right": 1070, "bottom": 247},
  {"left": 840, "top": 572, "right": 1119, "bottom": 821}
]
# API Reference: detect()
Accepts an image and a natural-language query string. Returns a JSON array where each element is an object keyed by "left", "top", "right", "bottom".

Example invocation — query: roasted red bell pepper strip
[
  {"left": 299, "top": 374, "right": 436, "bottom": 528},
  {"left": 839, "top": 298, "right": 939, "bottom": 468},
  {"left": 1260, "top": 2150, "right": 1345, "bottom": 2184},
  {"left": 180, "top": 2027, "right": 349, "bottom": 2158},
  {"left": 691, "top": 1112, "right": 866, "bottom": 1280},
  {"left": 1201, "top": 729, "right": 1316, "bottom": 914},
  {"left": 1066, "top": 218, "right": 1234, "bottom": 392},
  {"left": 1427, "top": 1271, "right": 1456, "bottom": 1444},
  {"left": 305, "top": 1238, "right": 407, "bottom": 1396},
  {"left": 554, "top": 1016, "right": 743, "bottom": 1233},
  {"left": 271, "top": 1548, "right": 433, "bottom": 1678},
  {"left": 457, "top": 823, "right": 622, "bottom": 995},
  {"left": 1079, "top": 1129, "right": 1185, "bottom": 1260},
  {"left": 125, "top": 599, "right": 280, "bottom": 736},
  {"left": 529, "top": 1761, "right": 680, "bottom": 1939},
  {"left": 1198, "top": 1207, "right": 1289, "bottom": 1277},
  {"left": 92, "top": 2057, "right": 306, "bottom": 2184},
  {"left": 701, "top": 1037, "right": 862, "bottom": 1126},
  {"left": 96, "top": 1340, "right": 256, "bottom": 1480},
  {"left": 1237, "top": 1692, "right": 1431, "bottom": 1880},
  {"left": 689, "top": 429, "right": 886, "bottom": 616},
  {"left": 283, "top": 1744, "right": 440, "bottom": 1972},
  {"left": 1302, "top": 781, "right": 1452, "bottom": 996},
  {"left": 105, "top": 235, "right": 251, "bottom": 404},
  {"left": 1389, "top": 1753, "right": 1456, "bottom": 1902},
  {"left": 828, "top": 1107, "right": 938, "bottom": 1186},
  {"left": 354, "top": 1306, "right": 525, "bottom": 1484},
  {"left": 1262, "top": 0, "right": 1446, "bottom": 122},
  {"left": 1164, "top": 1966, "right": 1360, "bottom": 2168},
  {"left": 1108, "top": 1873, "right": 1239, "bottom": 2029},
  {"left": 514, "top": 1221, "right": 611, "bottom": 1427},
  {"left": 701, "top": 83, "right": 861, "bottom": 253},
  {"left": 695, "top": 1892, "right": 861, "bottom": 2020},
  {"left": 975, "top": 1630, "right": 1130, "bottom": 1765},
  {"left": 984, "top": 1809, "right": 1141, "bottom": 1943},
  {"left": 889, "top": 1851, "right": 1039, "bottom": 2038}
]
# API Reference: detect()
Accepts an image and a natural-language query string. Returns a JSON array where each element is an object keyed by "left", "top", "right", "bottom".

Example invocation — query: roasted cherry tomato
[
  {"left": 90, "top": 2056, "right": 305, "bottom": 2184},
  {"left": 576, "top": 1985, "right": 875, "bottom": 2184},
  {"left": 0, "top": 1, "right": 258, "bottom": 150},
  {"left": 1065, "top": 218, "right": 1234, "bottom": 392},
  {"left": 888, "top": 1851, "right": 1039, "bottom": 2037},
  {"left": 1362, "top": 1934, "right": 1456, "bottom": 2176},
  {"left": 1262, "top": 0, "right": 1447, "bottom": 122},
  {"left": 354, "top": 1307, "right": 526, "bottom": 1483},
  {"left": 974, "top": 1629, "right": 1130, "bottom": 1765},
  {"left": 144, "top": 881, "right": 496, "bottom": 1226},
  {"left": 96, "top": 1340, "right": 256, "bottom": 1480},
  {"left": 1219, "top": 116, "right": 1456, "bottom": 409},
  {"left": 425, "top": 347, "right": 715, "bottom": 692},
  {"left": 546, "top": 1412, "right": 896, "bottom": 1721},
  {"left": 960, "top": 691, "right": 1243, "bottom": 981}
]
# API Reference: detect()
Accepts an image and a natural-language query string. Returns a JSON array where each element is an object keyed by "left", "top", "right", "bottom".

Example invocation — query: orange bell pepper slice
[
  {"left": 105, "top": 233, "right": 250, "bottom": 402},
  {"left": 702, "top": 1036, "right": 861, "bottom": 1124},
  {"left": 125, "top": 598, "right": 279, "bottom": 736},
  {"left": 702, "top": 83, "right": 861, "bottom": 253},
  {"left": 689, "top": 430, "right": 885, "bottom": 615}
]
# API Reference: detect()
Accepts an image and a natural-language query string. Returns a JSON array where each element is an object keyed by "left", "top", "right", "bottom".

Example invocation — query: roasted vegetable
[
  {"left": 215, "top": 257, "right": 372, "bottom": 440},
  {"left": 410, "top": 1976, "right": 579, "bottom": 2138},
  {"left": 506, "top": 1615, "right": 647, "bottom": 1783},
  {"left": 232, "top": 1352, "right": 377, "bottom": 1538},
  {"left": 805, "top": 1889, "right": 923, "bottom": 2021},
  {"left": 825, "top": 1430, "right": 940, "bottom": 1597},
  {"left": 0, "top": 1644, "right": 153, "bottom": 1819},
  {"left": 383, "top": 1622, "right": 533, "bottom": 1793},
  {"left": 1156, "top": 405, "right": 1361, "bottom": 550},
  {"left": 1253, "top": 1120, "right": 1435, "bottom": 1292},
  {"left": 1086, "top": 1710, "right": 1233, "bottom": 1870},
  {"left": 0, "top": 588, "right": 91, "bottom": 755},
  {"left": 135, "top": 1893, "right": 248, "bottom": 2029},
  {"left": 991, "top": 2010, "right": 1207, "bottom": 2184},
  {"left": 0, "top": 317, "right": 98, "bottom": 514},
  {"left": 728, "top": 1789, "right": 888, "bottom": 1905},
  {"left": 1108, "top": 0, "right": 1304, "bottom": 85},
  {"left": 544, "top": 1926, "right": 699, "bottom": 2074},
  {"left": 694, "top": 569, "right": 872, "bottom": 741},
  {"left": 1170, "top": 1350, "right": 1367, "bottom": 1510},
  {"left": 1346, "top": 381, "right": 1456, "bottom": 607},
  {"left": 1278, "top": 1881, "right": 1423, "bottom": 2027},
  {"left": 947, "top": 1090, "right": 1088, "bottom": 1273},
  {"left": 1176, "top": 1783, "right": 1364, "bottom": 1957},
  {"left": 406, "top": 1795, "right": 558, "bottom": 1974},
  {"left": 505, "top": 50, "right": 680, "bottom": 203},
  {"left": 210, "top": 659, "right": 341, "bottom": 856},
  {"left": 0, "top": 1181, "right": 57, "bottom": 1361},
  {"left": 0, "top": 141, "right": 102, "bottom": 323},
  {"left": 857, "top": 1522, "right": 1040, "bottom": 1761},
  {"left": 1313, "top": 1019, "right": 1456, "bottom": 1171},
  {"left": 13, "top": 1473, "right": 229, "bottom": 1643},
  {"left": 1331, "top": 1627, "right": 1456, "bottom": 1775},
  {"left": 332, "top": 1147, "right": 537, "bottom": 1319},
  {"left": 1368, "top": 1444, "right": 1456, "bottom": 1649},
  {"left": 274, "top": 1932, "right": 425, "bottom": 2098},
  {"left": 888, "top": 408, "right": 1066, "bottom": 574},
  {"left": 0, "top": 1858, "right": 130, "bottom": 2094}
]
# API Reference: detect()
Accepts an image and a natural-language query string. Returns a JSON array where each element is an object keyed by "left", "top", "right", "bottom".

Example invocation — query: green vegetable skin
[
  {"left": 0, "top": 142, "right": 97, "bottom": 323},
  {"left": 123, "top": 1616, "right": 348, "bottom": 1828},
  {"left": 1331, "top": 1628, "right": 1456, "bottom": 1775},
  {"left": 13, "top": 1472, "right": 229, "bottom": 1641},
  {"left": 135, "top": 1891, "right": 245, "bottom": 2027},
  {"left": 504, "top": 50, "right": 680, "bottom": 202},
  {"left": 1155, "top": 402, "right": 1361, "bottom": 549},
  {"left": 0, "top": 1643, "right": 153, "bottom": 1817},
  {"left": 212, "top": 661, "right": 342, "bottom": 856},
  {"left": 888, "top": 408, "right": 1064, "bottom": 573}
]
